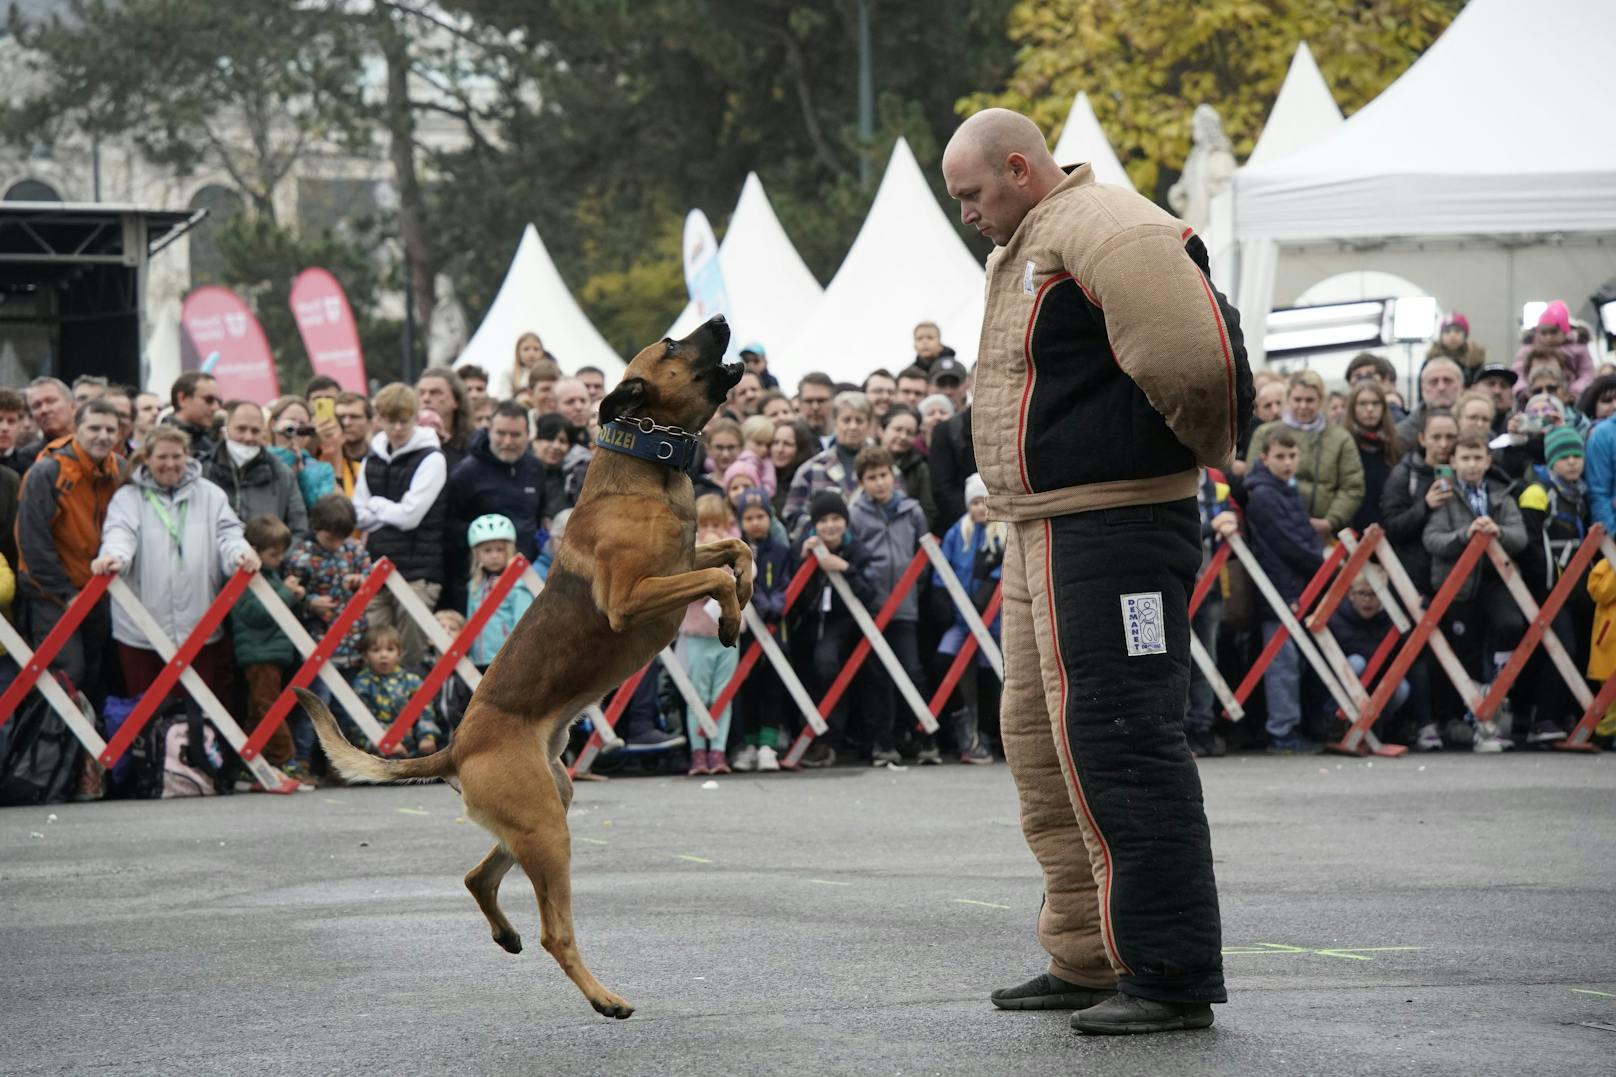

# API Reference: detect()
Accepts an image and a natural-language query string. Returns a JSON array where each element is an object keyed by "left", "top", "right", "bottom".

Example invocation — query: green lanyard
[{"left": 142, "top": 488, "right": 188, "bottom": 568}]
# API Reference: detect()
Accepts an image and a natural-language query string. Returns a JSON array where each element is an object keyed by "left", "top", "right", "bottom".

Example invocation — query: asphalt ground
[{"left": 4, "top": 752, "right": 1615, "bottom": 1076}]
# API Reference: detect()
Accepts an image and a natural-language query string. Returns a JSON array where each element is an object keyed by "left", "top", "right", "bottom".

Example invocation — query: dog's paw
[
  {"left": 493, "top": 929, "right": 523, "bottom": 954},
  {"left": 718, "top": 614, "right": 740, "bottom": 647},
  {"left": 734, "top": 570, "right": 754, "bottom": 613},
  {"left": 590, "top": 992, "right": 635, "bottom": 1020}
]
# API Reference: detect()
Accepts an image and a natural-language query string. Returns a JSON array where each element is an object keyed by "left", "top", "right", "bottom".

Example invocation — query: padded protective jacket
[{"left": 971, "top": 163, "right": 1252, "bottom": 522}]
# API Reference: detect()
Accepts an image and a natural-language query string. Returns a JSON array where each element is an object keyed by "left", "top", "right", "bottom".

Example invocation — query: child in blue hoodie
[
  {"left": 1244, "top": 428, "right": 1325, "bottom": 753},
  {"left": 933, "top": 473, "right": 1001, "bottom": 764},
  {"left": 465, "top": 514, "right": 534, "bottom": 668},
  {"left": 732, "top": 489, "right": 792, "bottom": 771}
]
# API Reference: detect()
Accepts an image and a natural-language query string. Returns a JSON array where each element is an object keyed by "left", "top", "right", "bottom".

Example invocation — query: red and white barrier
[
  {"left": 919, "top": 534, "right": 1003, "bottom": 679},
  {"left": 0, "top": 574, "right": 113, "bottom": 756},
  {"left": 1187, "top": 542, "right": 1244, "bottom": 723}
]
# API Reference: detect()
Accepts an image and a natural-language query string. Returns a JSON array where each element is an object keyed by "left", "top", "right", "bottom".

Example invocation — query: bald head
[{"left": 942, "top": 108, "right": 1067, "bottom": 246}]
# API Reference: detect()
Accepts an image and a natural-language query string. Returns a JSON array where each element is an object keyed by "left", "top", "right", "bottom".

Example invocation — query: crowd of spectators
[{"left": 3, "top": 302, "right": 1614, "bottom": 800}]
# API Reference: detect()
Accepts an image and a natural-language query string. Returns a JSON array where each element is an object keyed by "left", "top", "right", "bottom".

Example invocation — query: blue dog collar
[{"left": 595, "top": 418, "right": 699, "bottom": 471}]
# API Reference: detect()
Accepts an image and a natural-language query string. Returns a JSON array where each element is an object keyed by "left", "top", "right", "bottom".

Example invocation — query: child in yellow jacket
[{"left": 1584, "top": 558, "right": 1616, "bottom": 743}]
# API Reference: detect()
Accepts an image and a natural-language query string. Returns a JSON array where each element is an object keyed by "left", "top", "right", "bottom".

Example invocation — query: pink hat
[
  {"left": 1441, "top": 313, "right": 1470, "bottom": 335},
  {"left": 723, "top": 458, "right": 761, "bottom": 488},
  {"left": 1538, "top": 300, "right": 1571, "bottom": 333}
]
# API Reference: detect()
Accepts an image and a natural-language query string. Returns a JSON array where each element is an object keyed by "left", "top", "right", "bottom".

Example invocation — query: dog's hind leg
[
  {"left": 508, "top": 827, "right": 634, "bottom": 1019},
  {"left": 466, "top": 844, "right": 523, "bottom": 954}
]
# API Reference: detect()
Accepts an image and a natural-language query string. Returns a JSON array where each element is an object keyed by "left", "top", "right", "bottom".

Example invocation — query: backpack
[
  {"left": 126, "top": 700, "right": 228, "bottom": 799},
  {"left": 0, "top": 676, "right": 89, "bottom": 807}
]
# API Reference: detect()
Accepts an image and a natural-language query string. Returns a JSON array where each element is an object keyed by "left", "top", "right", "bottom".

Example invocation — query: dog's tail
[{"left": 296, "top": 688, "right": 456, "bottom": 784}]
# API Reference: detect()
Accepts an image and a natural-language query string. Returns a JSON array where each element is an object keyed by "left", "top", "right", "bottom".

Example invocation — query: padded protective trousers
[{"left": 1000, "top": 500, "right": 1226, "bottom": 1004}]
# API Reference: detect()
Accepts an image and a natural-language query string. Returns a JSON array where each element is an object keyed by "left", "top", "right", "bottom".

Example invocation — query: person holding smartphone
[
  {"left": 267, "top": 396, "right": 336, "bottom": 512},
  {"left": 1381, "top": 408, "right": 1460, "bottom": 605}
]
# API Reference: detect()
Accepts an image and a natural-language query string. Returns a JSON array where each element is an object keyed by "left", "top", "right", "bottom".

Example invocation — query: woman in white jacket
[{"left": 91, "top": 426, "right": 259, "bottom": 701}]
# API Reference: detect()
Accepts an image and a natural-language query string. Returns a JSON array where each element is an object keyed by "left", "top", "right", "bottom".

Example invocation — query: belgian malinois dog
[{"left": 300, "top": 315, "right": 751, "bottom": 1019}]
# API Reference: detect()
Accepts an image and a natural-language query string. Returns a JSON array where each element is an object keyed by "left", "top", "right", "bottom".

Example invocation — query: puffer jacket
[
  {"left": 848, "top": 490, "right": 928, "bottom": 623},
  {"left": 448, "top": 427, "right": 545, "bottom": 561},
  {"left": 14, "top": 435, "right": 121, "bottom": 606},
  {"left": 1243, "top": 463, "right": 1324, "bottom": 605},
  {"left": 229, "top": 567, "right": 300, "bottom": 666},
  {"left": 267, "top": 445, "right": 336, "bottom": 511},
  {"left": 205, "top": 441, "right": 310, "bottom": 539},
  {"left": 1421, "top": 478, "right": 1527, "bottom": 603},
  {"left": 99, "top": 459, "right": 253, "bottom": 649},
  {"left": 1381, "top": 450, "right": 1441, "bottom": 597},
  {"left": 971, "top": 163, "right": 1251, "bottom": 523},
  {"left": 1246, "top": 420, "right": 1365, "bottom": 530}
]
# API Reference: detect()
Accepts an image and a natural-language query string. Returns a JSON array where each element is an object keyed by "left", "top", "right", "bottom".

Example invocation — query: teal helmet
[{"left": 467, "top": 514, "right": 517, "bottom": 547}]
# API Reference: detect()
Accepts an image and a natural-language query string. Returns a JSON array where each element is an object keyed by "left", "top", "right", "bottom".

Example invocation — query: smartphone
[
  {"left": 1435, "top": 465, "right": 1454, "bottom": 491},
  {"left": 313, "top": 397, "right": 336, "bottom": 425}
]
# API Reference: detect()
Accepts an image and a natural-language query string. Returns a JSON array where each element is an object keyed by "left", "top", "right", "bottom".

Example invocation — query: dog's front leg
[
  {"left": 602, "top": 566, "right": 744, "bottom": 644},
  {"left": 692, "top": 538, "right": 754, "bottom": 612}
]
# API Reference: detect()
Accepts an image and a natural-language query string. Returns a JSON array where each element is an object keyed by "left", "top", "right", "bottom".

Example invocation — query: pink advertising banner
[
  {"left": 289, "top": 267, "right": 367, "bottom": 393},
  {"left": 180, "top": 286, "right": 280, "bottom": 403}
]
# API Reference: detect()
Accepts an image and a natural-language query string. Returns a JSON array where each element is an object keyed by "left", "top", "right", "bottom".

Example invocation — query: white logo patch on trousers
[{"left": 1120, "top": 592, "right": 1166, "bottom": 656}]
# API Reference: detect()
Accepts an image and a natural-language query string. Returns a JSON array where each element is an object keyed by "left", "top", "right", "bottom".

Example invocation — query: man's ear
[{"left": 597, "top": 377, "right": 647, "bottom": 427}]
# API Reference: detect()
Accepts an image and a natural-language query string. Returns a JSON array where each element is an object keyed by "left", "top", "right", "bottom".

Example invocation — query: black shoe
[
  {"left": 990, "top": 972, "right": 1115, "bottom": 1011},
  {"left": 1187, "top": 729, "right": 1226, "bottom": 758},
  {"left": 799, "top": 741, "right": 836, "bottom": 768},
  {"left": 1071, "top": 993, "right": 1214, "bottom": 1034},
  {"left": 622, "top": 728, "right": 686, "bottom": 751}
]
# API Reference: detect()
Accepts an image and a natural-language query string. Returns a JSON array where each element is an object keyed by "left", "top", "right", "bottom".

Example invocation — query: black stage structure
[{"left": 0, "top": 202, "right": 200, "bottom": 389}]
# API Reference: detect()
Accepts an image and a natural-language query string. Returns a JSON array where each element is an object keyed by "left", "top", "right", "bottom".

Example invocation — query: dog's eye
[{"left": 662, "top": 339, "right": 679, "bottom": 358}]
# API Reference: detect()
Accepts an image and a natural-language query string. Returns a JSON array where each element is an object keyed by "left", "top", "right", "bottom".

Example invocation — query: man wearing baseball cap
[
  {"left": 739, "top": 342, "right": 779, "bottom": 390},
  {"left": 928, "top": 356, "right": 969, "bottom": 412}
]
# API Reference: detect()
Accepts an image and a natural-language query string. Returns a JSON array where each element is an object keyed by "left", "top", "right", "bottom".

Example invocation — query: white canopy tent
[
  {"left": 1208, "top": 41, "right": 1342, "bottom": 291},
  {"left": 142, "top": 298, "right": 183, "bottom": 401},
  {"left": 1226, "top": 0, "right": 1616, "bottom": 364},
  {"left": 456, "top": 223, "right": 625, "bottom": 399},
  {"left": 774, "top": 138, "right": 985, "bottom": 389},
  {"left": 666, "top": 173, "right": 824, "bottom": 353},
  {"left": 1051, "top": 92, "right": 1133, "bottom": 189}
]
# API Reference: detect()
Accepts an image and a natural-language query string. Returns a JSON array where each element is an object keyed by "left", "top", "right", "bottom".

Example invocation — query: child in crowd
[
  {"left": 1244, "top": 429, "right": 1325, "bottom": 754},
  {"left": 847, "top": 446, "right": 930, "bottom": 765},
  {"left": 736, "top": 415, "right": 778, "bottom": 497},
  {"left": 535, "top": 508, "right": 570, "bottom": 581},
  {"left": 1423, "top": 431, "right": 1528, "bottom": 752},
  {"left": 283, "top": 494, "right": 373, "bottom": 774},
  {"left": 933, "top": 474, "right": 1001, "bottom": 764},
  {"left": 723, "top": 458, "right": 763, "bottom": 516},
  {"left": 696, "top": 492, "right": 739, "bottom": 539},
  {"left": 681, "top": 499, "right": 739, "bottom": 775},
  {"left": 1584, "top": 558, "right": 1616, "bottom": 749},
  {"left": 793, "top": 489, "right": 877, "bottom": 768},
  {"left": 1188, "top": 468, "right": 1238, "bottom": 759},
  {"left": 465, "top": 514, "right": 534, "bottom": 668},
  {"left": 1515, "top": 426, "right": 1591, "bottom": 744},
  {"left": 732, "top": 488, "right": 791, "bottom": 772},
  {"left": 228, "top": 515, "right": 304, "bottom": 776},
  {"left": 700, "top": 418, "right": 743, "bottom": 500},
  {"left": 1329, "top": 578, "right": 1415, "bottom": 744},
  {"left": 351, "top": 624, "right": 441, "bottom": 758},
  {"left": 428, "top": 609, "right": 472, "bottom": 736}
]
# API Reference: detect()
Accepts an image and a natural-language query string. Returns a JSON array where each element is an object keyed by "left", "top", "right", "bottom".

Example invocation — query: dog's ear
[{"left": 597, "top": 377, "right": 647, "bottom": 426}]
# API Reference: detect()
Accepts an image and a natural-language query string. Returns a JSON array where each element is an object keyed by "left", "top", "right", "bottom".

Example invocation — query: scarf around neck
[{"left": 1282, "top": 409, "right": 1327, "bottom": 435}]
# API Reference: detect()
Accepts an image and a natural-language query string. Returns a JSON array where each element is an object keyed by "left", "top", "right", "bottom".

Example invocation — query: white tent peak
[
  {"left": 775, "top": 137, "right": 985, "bottom": 388},
  {"left": 666, "top": 171, "right": 823, "bottom": 351},
  {"left": 1244, "top": 42, "right": 1343, "bottom": 168},
  {"left": 1051, "top": 91, "right": 1133, "bottom": 189},
  {"left": 457, "top": 223, "right": 624, "bottom": 399}
]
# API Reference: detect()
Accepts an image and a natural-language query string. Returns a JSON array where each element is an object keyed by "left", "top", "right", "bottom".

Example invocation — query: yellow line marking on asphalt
[
  {"left": 810, "top": 879, "right": 851, "bottom": 887},
  {"left": 1572, "top": 989, "right": 1616, "bottom": 998},
  {"left": 396, "top": 808, "right": 430, "bottom": 816},
  {"left": 954, "top": 899, "right": 1011, "bottom": 909},
  {"left": 577, "top": 837, "right": 609, "bottom": 845},
  {"left": 322, "top": 799, "right": 346, "bottom": 805},
  {"left": 1222, "top": 943, "right": 1422, "bottom": 961},
  {"left": 675, "top": 854, "right": 713, "bottom": 863}
]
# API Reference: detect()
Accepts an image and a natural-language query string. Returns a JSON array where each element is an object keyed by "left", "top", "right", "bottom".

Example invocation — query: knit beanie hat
[
  {"left": 735, "top": 488, "right": 770, "bottom": 517},
  {"left": 723, "top": 457, "right": 761, "bottom": 489},
  {"left": 1441, "top": 313, "right": 1470, "bottom": 335},
  {"left": 964, "top": 472, "right": 988, "bottom": 506},
  {"left": 1539, "top": 300, "right": 1571, "bottom": 334},
  {"left": 808, "top": 489, "right": 850, "bottom": 526},
  {"left": 1545, "top": 425, "right": 1584, "bottom": 467}
]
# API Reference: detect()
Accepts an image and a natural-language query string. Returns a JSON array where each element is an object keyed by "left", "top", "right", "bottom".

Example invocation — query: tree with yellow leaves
[{"left": 964, "top": 0, "right": 1464, "bottom": 202}]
